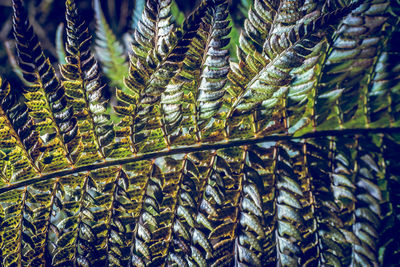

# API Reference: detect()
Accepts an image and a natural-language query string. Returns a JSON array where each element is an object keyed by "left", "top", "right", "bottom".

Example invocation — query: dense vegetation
[{"left": 0, "top": 0, "right": 400, "bottom": 266}]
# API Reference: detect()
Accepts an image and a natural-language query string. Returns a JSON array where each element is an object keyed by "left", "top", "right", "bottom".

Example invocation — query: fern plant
[{"left": 0, "top": 0, "right": 400, "bottom": 266}]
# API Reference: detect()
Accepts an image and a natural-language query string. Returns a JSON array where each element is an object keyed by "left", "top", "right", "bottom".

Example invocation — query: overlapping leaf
[
  {"left": 62, "top": 0, "right": 115, "bottom": 164},
  {"left": 12, "top": 0, "right": 78, "bottom": 172}
]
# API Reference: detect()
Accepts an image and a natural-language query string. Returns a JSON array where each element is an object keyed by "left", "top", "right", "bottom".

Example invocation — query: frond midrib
[{"left": 1, "top": 126, "right": 399, "bottom": 195}]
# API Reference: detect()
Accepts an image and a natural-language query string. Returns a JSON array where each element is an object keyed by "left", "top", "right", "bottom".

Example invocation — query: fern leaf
[
  {"left": 316, "top": 0, "right": 390, "bottom": 129},
  {"left": 161, "top": 0, "right": 231, "bottom": 142},
  {"left": 264, "top": 143, "right": 303, "bottom": 266},
  {"left": 0, "top": 80, "right": 51, "bottom": 266},
  {"left": 51, "top": 172, "right": 98, "bottom": 266},
  {"left": 301, "top": 138, "right": 349, "bottom": 266},
  {"left": 116, "top": 0, "right": 203, "bottom": 154},
  {"left": 132, "top": 0, "right": 178, "bottom": 57},
  {"left": 94, "top": 0, "right": 129, "bottom": 91},
  {"left": 227, "top": 0, "right": 278, "bottom": 99},
  {"left": 192, "top": 0, "right": 230, "bottom": 121},
  {"left": 128, "top": 161, "right": 163, "bottom": 265},
  {"left": 12, "top": 0, "right": 78, "bottom": 171},
  {"left": 241, "top": 0, "right": 278, "bottom": 57},
  {"left": 263, "top": 0, "right": 308, "bottom": 57},
  {"left": 227, "top": 2, "right": 360, "bottom": 141},
  {"left": 380, "top": 134, "right": 400, "bottom": 265},
  {"left": 350, "top": 137, "right": 383, "bottom": 266},
  {"left": 1, "top": 1, "right": 400, "bottom": 266},
  {"left": 0, "top": 78, "right": 42, "bottom": 183},
  {"left": 368, "top": 17, "right": 400, "bottom": 126},
  {"left": 62, "top": 0, "right": 115, "bottom": 163},
  {"left": 1, "top": 187, "right": 30, "bottom": 266}
]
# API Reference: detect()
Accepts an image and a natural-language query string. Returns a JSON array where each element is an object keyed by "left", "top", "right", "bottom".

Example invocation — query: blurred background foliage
[{"left": 0, "top": 0, "right": 250, "bottom": 93}]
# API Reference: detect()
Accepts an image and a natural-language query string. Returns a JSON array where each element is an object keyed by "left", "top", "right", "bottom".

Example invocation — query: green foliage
[
  {"left": 94, "top": 0, "right": 129, "bottom": 92},
  {"left": 0, "top": 0, "right": 400, "bottom": 266}
]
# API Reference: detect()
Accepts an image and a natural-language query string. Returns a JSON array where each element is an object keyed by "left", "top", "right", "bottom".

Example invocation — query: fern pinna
[{"left": 0, "top": 0, "right": 399, "bottom": 266}]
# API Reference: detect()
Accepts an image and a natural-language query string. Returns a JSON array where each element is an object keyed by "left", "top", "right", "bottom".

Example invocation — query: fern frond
[
  {"left": 116, "top": 0, "right": 204, "bottom": 154},
  {"left": 12, "top": 0, "right": 78, "bottom": 171},
  {"left": 300, "top": 138, "right": 346, "bottom": 266},
  {"left": 227, "top": 0, "right": 278, "bottom": 99},
  {"left": 85, "top": 167, "right": 132, "bottom": 266},
  {"left": 62, "top": 0, "right": 115, "bottom": 163},
  {"left": 0, "top": 187, "right": 31, "bottom": 266},
  {"left": 0, "top": 83, "right": 51, "bottom": 265},
  {"left": 368, "top": 17, "right": 400, "bottom": 126},
  {"left": 315, "top": 0, "right": 390, "bottom": 129},
  {"left": 0, "top": 78, "right": 42, "bottom": 183},
  {"left": 161, "top": 0, "right": 231, "bottom": 142},
  {"left": 0, "top": 77, "right": 58, "bottom": 265},
  {"left": 262, "top": 142, "right": 303, "bottom": 265},
  {"left": 1, "top": 0, "right": 400, "bottom": 266},
  {"left": 132, "top": 0, "right": 178, "bottom": 58},
  {"left": 380, "top": 134, "right": 400, "bottom": 265},
  {"left": 263, "top": 0, "right": 308, "bottom": 56},
  {"left": 192, "top": 0, "right": 230, "bottom": 121},
  {"left": 51, "top": 172, "right": 99, "bottom": 266},
  {"left": 240, "top": 0, "right": 278, "bottom": 56},
  {"left": 350, "top": 136, "right": 383, "bottom": 266},
  {"left": 129, "top": 157, "right": 197, "bottom": 265},
  {"left": 226, "top": 2, "right": 360, "bottom": 143},
  {"left": 94, "top": 0, "right": 129, "bottom": 91}
]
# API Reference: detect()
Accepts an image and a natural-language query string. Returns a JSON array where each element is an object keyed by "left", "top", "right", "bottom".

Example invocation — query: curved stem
[{"left": 1, "top": 127, "right": 399, "bottom": 194}]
